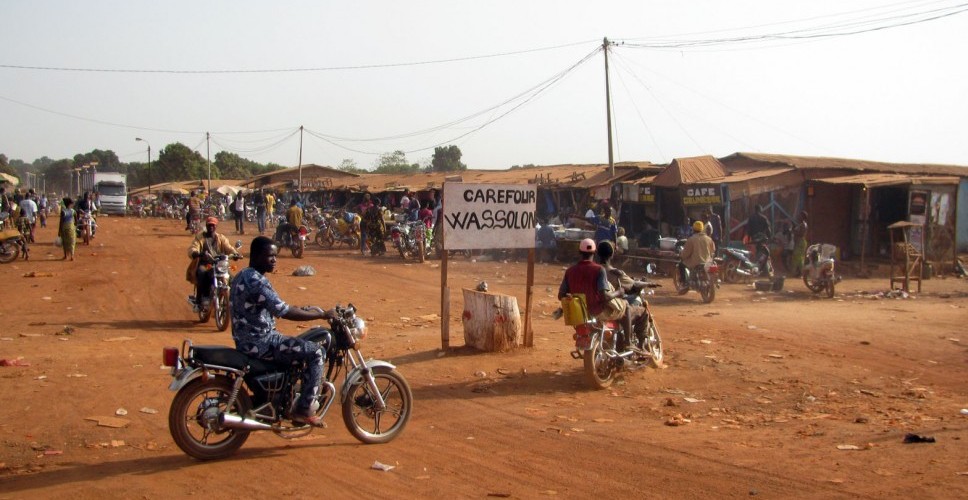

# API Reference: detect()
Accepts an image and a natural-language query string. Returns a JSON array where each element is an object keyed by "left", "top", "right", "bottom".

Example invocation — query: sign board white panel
[{"left": 442, "top": 183, "right": 537, "bottom": 250}]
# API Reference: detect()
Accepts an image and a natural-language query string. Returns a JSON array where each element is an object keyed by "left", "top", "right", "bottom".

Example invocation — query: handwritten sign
[{"left": 442, "top": 183, "right": 537, "bottom": 250}]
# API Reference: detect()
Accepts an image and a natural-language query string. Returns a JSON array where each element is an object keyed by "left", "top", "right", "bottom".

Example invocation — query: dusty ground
[{"left": 0, "top": 216, "right": 966, "bottom": 499}]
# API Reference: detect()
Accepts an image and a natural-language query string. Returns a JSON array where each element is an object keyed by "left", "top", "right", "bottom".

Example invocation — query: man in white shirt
[{"left": 18, "top": 194, "right": 38, "bottom": 243}]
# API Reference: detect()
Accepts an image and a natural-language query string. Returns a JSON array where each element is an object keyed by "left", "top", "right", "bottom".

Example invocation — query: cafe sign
[
  {"left": 638, "top": 185, "right": 656, "bottom": 204},
  {"left": 681, "top": 185, "right": 723, "bottom": 206}
]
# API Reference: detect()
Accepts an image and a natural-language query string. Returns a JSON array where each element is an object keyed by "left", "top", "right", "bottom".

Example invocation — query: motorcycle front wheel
[
  {"left": 0, "top": 241, "right": 19, "bottom": 263},
  {"left": 169, "top": 376, "right": 252, "bottom": 460},
  {"left": 583, "top": 337, "right": 616, "bottom": 389},
  {"left": 642, "top": 319, "right": 663, "bottom": 365},
  {"left": 722, "top": 260, "right": 740, "bottom": 284},
  {"left": 342, "top": 367, "right": 413, "bottom": 444},
  {"left": 671, "top": 269, "right": 689, "bottom": 295},
  {"left": 214, "top": 289, "right": 230, "bottom": 332},
  {"left": 802, "top": 273, "right": 825, "bottom": 293}
]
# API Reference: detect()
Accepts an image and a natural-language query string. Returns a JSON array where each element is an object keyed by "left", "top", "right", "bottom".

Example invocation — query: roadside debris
[
  {"left": 0, "top": 357, "right": 30, "bottom": 367},
  {"left": 903, "top": 433, "right": 935, "bottom": 444},
  {"left": 371, "top": 460, "right": 395, "bottom": 472},
  {"left": 292, "top": 265, "right": 316, "bottom": 276}
]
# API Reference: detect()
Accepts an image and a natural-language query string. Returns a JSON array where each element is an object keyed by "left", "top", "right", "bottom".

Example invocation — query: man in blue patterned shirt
[{"left": 230, "top": 236, "right": 334, "bottom": 426}]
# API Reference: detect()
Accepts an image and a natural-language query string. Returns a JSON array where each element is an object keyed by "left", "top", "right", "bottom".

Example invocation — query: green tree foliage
[
  {"left": 374, "top": 150, "right": 420, "bottom": 174},
  {"left": 40, "top": 159, "right": 76, "bottom": 194},
  {"left": 0, "top": 153, "right": 16, "bottom": 178},
  {"left": 156, "top": 143, "right": 207, "bottom": 184},
  {"left": 430, "top": 145, "right": 466, "bottom": 172},
  {"left": 73, "top": 149, "right": 121, "bottom": 172},
  {"left": 337, "top": 158, "right": 366, "bottom": 174}
]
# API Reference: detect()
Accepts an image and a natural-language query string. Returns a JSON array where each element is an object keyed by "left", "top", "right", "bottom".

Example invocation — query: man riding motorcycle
[
  {"left": 557, "top": 239, "right": 628, "bottom": 336},
  {"left": 230, "top": 236, "right": 335, "bottom": 426},
  {"left": 188, "top": 216, "right": 241, "bottom": 311},
  {"left": 678, "top": 221, "right": 715, "bottom": 284}
]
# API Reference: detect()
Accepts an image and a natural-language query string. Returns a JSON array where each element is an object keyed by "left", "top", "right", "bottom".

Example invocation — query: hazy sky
[{"left": 2, "top": 0, "right": 966, "bottom": 170}]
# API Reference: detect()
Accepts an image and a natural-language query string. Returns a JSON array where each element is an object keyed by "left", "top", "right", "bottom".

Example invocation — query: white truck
[{"left": 81, "top": 171, "right": 128, "bottom": 215}]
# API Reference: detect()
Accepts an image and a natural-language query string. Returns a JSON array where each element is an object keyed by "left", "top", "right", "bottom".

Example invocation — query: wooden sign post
[{"left": 439, "top": 182, "right": 538, "bottom": 349}]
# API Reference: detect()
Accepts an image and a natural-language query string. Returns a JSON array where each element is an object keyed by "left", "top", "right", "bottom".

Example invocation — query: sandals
[{"left": 292, "top": 414, "right": 326, "bottom": 428}]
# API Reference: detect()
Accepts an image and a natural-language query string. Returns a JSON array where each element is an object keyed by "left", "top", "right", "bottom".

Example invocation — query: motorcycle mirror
[{"left": 235, "top": 240, "right": 243, "bottom": 249}]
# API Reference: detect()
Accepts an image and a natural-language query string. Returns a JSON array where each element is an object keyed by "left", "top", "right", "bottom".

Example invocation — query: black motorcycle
[
  {"left": 163, "top": 303, "right": 413, "bottom": 460},
  {"left": 188, "top": 241, "right": 243, "bottom": 331},
  {"left": 717, "top": 246, "right": 759, "bottom": 283},
  {"left": 273, "top": 217, "right": 310, "bottom": 258}
]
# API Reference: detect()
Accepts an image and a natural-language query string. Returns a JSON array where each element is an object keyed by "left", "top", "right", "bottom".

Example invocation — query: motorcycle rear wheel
[
  {"left": 583, "top": 338, "right": 616, "bottom": 389},
  {"left": 314, "top": 231, "right": 326, "bottom": 248},
  {"left": 292, "top": 242, "right": 303, "bottom": 258},
  {"left": 214, "top": 289, "right": 230, "bottom": 332},
  {"left": 0, "top": 241, "right": 19, "bottom": 263},
  {"left": 699, "top": 275, "right": 716, "bottom": 304},
  {"left": 169, "top": 376, "right": 251, "bottom": 460},
  {"left": 825, "top": 279, "right": 835, "bottom": 299},
  {"left": 342, "top": 367, "right": 413, "bottom": 444}
]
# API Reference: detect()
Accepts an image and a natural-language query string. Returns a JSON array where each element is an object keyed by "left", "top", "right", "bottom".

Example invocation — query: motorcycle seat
[{"left": 191, "top": 345, "right": 284, "bottom": 375}]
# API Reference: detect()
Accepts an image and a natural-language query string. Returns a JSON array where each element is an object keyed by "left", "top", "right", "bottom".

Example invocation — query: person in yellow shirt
[{"left": 265, "top": 191, "right": 276, "bottom": 228}]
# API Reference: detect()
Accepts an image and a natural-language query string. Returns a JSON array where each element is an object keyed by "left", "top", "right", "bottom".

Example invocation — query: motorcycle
[
  {"left": 187, "top": 213, "right": 202, "bottom": 234},
  {"left": 560, "top": 274, "right": 664, "bottom": 389},
  {"left": 320, "top": 215, "right": 360, "bottom": 249},
  {"left": 802, "top": 243, "right": 840, "bottom": 298},
  {"left": 76, "top": 209, "right": 96, "bottom": 246},
  {"left": 717, "top": 246, "right": 758, "bottom": 283},
  {"left": 0, "top": 212, "right": 29, "bottom": 263},
  {"left": 673, "top": 260, "right": 719, "bottom": 304},
  {"left": 162, "top": 303, "right": 413, "bottom": 460},
  {"left": 751, "top": 234, "right": 774, "bottom": 278},
  {"left": 273, "top": 218, "right": 310, "bottom": 258},
  {"left": 188, "top": 241, "right": 244, "bottom": 331},
  {"left": 389, "top": 221, "right": 427, "bottom": 262}
]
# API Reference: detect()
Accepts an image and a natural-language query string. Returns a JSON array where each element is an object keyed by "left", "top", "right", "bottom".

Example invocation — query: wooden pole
[
  {"left": 524, "top": 248, "right": 535, "bottom": 347},
  {"left": 860, "top": 187, "right": 870, "bottom": 276},
  {"left": 440, "top": 185, "right": 450, "bottom": 349},
  {"left": 603, "top": 37, "right": 615, "bottom": 178},
  {"left": 297, "top": 125, "right": 304, "bottom": 192}
]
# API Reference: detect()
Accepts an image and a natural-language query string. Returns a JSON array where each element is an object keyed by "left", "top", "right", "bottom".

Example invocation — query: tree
[
  {"left": 430, "top": 145, "right": 466, "bottom": 172},
  {"left": 0, "top": 153, "right": 15, "bottom": 178},
  {"left": 73, "top": 149, "right": 121, "bottom": 172},
  {"left": 156, "top": 143, "right": 207, "bottom": 183},
  {"left": 374, "top": 150, "right": 420, "bottom": 174},
  {"left": 337, "top": 158, "right": 366, "bottom": 174}
]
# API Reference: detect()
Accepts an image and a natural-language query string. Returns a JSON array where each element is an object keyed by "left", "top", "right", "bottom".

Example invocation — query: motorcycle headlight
[
  {"left": 215, "top": 259, "right": 229, "bottom": 274},
  {"left": 349, "top": 317, "right": 368, "bottom": 341}
]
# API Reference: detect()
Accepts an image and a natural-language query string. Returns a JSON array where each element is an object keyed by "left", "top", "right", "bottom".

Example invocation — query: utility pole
[
  {"left": 206, "top": 132, "right": 211, "bottom": 195},
  {"left": 297, "top": 125, "right": 304, "bottom": 192},
  {"left": 603, "top": 37, "right": 615, "bottom": 178}
]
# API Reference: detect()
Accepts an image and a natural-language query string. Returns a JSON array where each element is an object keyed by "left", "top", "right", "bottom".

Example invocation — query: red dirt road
[{"left": 1, "top": 216, "right": 966, "bottom": 499}]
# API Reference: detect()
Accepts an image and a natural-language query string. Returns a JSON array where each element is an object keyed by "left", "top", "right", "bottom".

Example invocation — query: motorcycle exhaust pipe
[
  {"left": 219, "top": 413, "right": 273, "bottom": 431},
  {"left": 735, "top": 268, "right": 754, "bottom": 276}
]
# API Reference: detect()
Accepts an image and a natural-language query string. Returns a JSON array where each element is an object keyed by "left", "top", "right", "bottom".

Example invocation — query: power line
[
  {"left": 304, "top": 47, "right": 602, "bottom": 155},
  {"left": 0, "top": 39, "right": 598, "bottom": 74},
  {"left": 618, "top": 1, "right": 968, "bottom": 50}
]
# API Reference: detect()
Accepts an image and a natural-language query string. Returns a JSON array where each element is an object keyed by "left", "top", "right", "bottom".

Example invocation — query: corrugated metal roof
[
  {"left": 325, "top": 163, "right": 656, "bottom": 192},
  {"left": 652, "top": 156, "right": 727, "bottom": 187},
  {"left": 723, "top": 152, "right": 968, "bottom": 177},
  {"left": 814, "top": 173, "right": 960, "bottom": 187}
]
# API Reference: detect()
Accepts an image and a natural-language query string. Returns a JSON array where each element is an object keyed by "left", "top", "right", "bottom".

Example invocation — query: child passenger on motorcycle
[
  {"left": 596, "top": 240, "right": 647, "bottom": 345},
  {"left": 558, "top": 239, "right": 632, "bottom": 345},
  {"left": 188, "top": 217, "right": 241, "bottom": 308}
]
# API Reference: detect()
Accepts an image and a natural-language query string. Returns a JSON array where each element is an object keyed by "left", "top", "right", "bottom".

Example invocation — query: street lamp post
[{"left": 135, "top": 138, "right": 151, "bottom": 197}]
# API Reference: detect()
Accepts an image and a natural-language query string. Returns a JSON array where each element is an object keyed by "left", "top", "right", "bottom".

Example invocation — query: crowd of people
[{"left": 1, "top": 186, "right": 105, "bottom": 262}]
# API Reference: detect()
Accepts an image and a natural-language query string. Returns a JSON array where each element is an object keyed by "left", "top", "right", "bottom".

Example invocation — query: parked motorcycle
[
  {"left": 802, "top": 243, "right": 840, "bottom": 298},
  {"left": 0, "top": 212, "right": 29, "bottom": 263},
  {"left": 717, "top": 246, "right": 758, "bottom": 283},
  {"left": 188, "top": 241, "right": 244, "bottom": 331},
  {"left": 320, "top": 215, "right": 360, "bottom": 249},
  {"left": 752, "top": 234, "right": 774, "bottom": 278},
  {"left": 163, "top": 303, "right": 413, "bottom": 460},
  {"left": 273, "top": 218, "right": 310, "bottom": 258},
  {"left": 560, "top": 275, "right": 663, "bottom": 389},
  {"left": 389, "top": 221, "right": 427, "bottom": 262}
]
